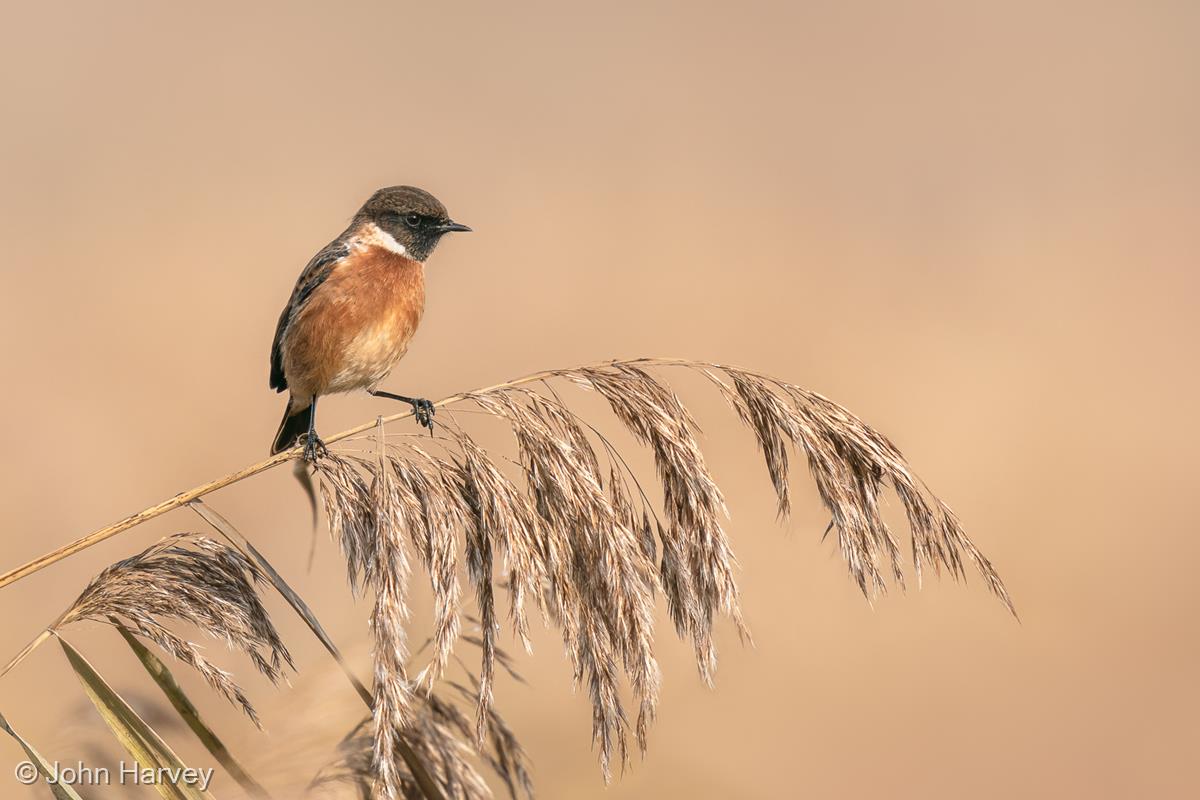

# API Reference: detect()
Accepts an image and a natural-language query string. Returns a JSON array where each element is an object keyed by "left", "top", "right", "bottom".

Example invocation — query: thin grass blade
[
  {"left": 186, "top": 500, "right": 445, "bottom": 800},
  {"left": 187, "top": 499, "right": 372, "bottom": 706},
  {"left": 115, "top": 622, "right": 271, "bottom": 798},
  {"left": 0, "top": 628, "right": 53, "bottom": 679},
  {"left": 58, "top": 637, "right": 215, "bottom": 800},
  {"left": 0, "top": 709, "right": 85, "bottom": 800}
]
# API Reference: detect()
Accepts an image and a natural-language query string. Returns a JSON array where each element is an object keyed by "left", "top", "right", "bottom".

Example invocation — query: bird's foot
[
  {"left": 368, "top": 390, "right": 436, "bottom": 435},
  {"left": 302, "top": 433, "right": 328, "bottom": 462},
  {"left": 410, "top": 398, "right": 436, "bottom": 434}
]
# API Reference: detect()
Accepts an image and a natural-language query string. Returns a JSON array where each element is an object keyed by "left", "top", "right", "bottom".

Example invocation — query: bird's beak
[{"left": 437, "top": 220, "right": 472, "bottom": 233}]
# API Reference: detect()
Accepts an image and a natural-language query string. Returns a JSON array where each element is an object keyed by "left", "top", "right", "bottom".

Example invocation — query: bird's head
[{"left": 356, "top": 185, "right": 471, "bottom": 262}]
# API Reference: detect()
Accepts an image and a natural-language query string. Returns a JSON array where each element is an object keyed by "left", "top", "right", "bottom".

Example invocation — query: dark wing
[{"left": 269, "top": 239, "right": 350, "bottom": 391}]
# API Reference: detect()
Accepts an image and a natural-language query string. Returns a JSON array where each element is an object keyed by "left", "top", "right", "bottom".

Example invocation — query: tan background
[{"left": 1, "top": 1, "right": 1197, "bottom": 798}]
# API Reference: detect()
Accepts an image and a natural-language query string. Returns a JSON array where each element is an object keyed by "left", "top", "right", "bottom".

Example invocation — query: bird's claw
[
  {"left": 302, "top": 433, "right": 328, "bottom": 463},
  {"left": 411, "top": 398, "right": 436, "bottom": 435}
]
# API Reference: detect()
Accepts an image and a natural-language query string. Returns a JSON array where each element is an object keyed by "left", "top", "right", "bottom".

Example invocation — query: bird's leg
[
  {"left": 369, "top": 389, "right": 436, "bottom": 434},
  {"left": 303, "top": 398, "right": 327, "bottom": 461}
]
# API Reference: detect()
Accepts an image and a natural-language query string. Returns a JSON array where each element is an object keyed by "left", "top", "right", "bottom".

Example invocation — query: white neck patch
[{"left": 358, "top": 223, "right": 407, "bottom": 256}]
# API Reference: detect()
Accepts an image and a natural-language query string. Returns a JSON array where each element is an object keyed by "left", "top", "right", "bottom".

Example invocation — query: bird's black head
[{"left": 357, "top": 185, "right": 471, "bottom": 262}]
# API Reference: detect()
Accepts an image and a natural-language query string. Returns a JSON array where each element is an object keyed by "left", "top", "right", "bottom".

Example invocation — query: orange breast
[{"left": 282, "top": 245, "right": 425, "bottom": 400}]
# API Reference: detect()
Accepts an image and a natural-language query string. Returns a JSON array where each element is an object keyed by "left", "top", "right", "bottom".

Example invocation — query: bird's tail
[{"left": 271, "top": 401, "right": 312, "bottom": 455}]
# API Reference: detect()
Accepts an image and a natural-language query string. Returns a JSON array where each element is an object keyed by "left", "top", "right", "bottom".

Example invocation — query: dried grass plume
[
  {"left": 310, "top": 358, "right": 1013, "bottom": 798},
  {"left": 0, "top": 357, "right": 1012, "bottom": 800},
  {"left": 56, "top": 533, "right": 293, "bottom": 727}
]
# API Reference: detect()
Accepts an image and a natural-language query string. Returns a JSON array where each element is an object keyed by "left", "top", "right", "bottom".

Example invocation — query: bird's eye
[{"left": 404, "top": 213, "right": 422, "bottom": 228}]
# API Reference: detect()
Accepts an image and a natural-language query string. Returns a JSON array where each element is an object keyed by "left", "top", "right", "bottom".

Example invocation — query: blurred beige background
[{"left": 1, "top": 1, "right": 1197, "bottom": 797}]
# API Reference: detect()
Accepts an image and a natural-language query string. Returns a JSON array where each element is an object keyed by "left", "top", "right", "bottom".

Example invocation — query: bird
[{"left": 269, "top": 185, "right": 470, "bottom": 459}]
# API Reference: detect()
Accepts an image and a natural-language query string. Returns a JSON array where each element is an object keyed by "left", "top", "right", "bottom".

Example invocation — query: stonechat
[{"left": 269, "top": 185, "right": 470, "bottom": 458}]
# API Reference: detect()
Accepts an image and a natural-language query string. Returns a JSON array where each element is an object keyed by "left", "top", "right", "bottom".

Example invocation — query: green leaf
[
  {"left": 0, "top": 709, "right": 85, "bottom": 800},
  {"left": 58, "top": 637, "right": 215, "bottom": 800},
  {"left": 115, "top": 622, "right": 270, "bottom": 798}
]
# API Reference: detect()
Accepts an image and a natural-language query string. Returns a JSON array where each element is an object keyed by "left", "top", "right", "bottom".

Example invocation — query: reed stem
[{"left": 0, "top": 361, "right": 670, "bottom": 591}]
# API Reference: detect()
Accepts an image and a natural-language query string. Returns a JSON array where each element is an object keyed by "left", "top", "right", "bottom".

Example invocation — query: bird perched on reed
[{"left": 269, "top": 186, "right": 470, "bottom": 458}]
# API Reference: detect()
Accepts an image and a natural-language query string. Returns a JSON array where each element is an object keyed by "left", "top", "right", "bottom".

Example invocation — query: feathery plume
[{"left": 58, "top": 533, "right": 292, "bottom": 727}]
